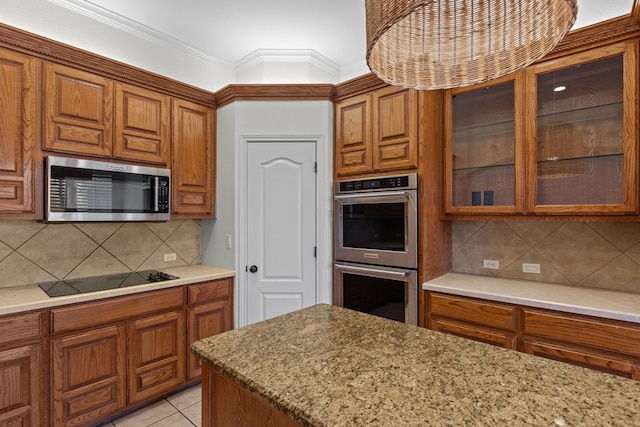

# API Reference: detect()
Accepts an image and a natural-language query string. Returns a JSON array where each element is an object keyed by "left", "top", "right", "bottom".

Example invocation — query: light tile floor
[{"left": 98, "top": 383, "right": 202, "bottom": 427}]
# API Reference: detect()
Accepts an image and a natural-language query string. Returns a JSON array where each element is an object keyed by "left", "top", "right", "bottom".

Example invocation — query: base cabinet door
[
  {"left": 128, "top": 310, "right": 186, "bottom": 404},
  {"left": 51, "top": 325, "right": 127, "bottom": 427},
  {"left": 187, "top": 300, "right": 232, "bottom": 380},
  {"left": 0, "top": 344, "right": 43, "bottom": 427}
]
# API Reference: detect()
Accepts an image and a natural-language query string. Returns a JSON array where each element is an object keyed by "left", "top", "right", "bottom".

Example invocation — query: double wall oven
[{"left": 333, "top": 174, "right": 418, "bottom": 325}]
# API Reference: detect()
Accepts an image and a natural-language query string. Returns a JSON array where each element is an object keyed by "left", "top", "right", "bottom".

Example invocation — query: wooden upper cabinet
[
  {"left": 525, "top": 40, "right": 639, "bottom": 215},
  {"left": 171, "top": 98, "right": 215, "bottom": 218},
  {"left": 335, "top": 93, "right": 372, "bottom": 176},
  {"left": 114, "top": 83, "right": 170, "bottom": 165},
  {"left": 335, "top": 86, "right": 418, "bottom": 177},
  {"left": 44, "top": 62, "right": 114, "bottom": 157},
  {"left": 444, "top": 39, "right": 639, "bottom": 218},
  {"left": 444, "top": 73, "right": 525, "bottom": 215},
  {"left": 372, "top": 86, "right": 418, "bottom": 172},
  {"left": 0, "top": 48, "right": 40, "bottom": 218}
]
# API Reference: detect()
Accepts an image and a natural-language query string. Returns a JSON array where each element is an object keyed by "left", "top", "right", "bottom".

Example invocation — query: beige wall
[
  {"left": 0, "top": 220, "right": 201, "bottom": 288},
  {"left": 452, "top": 221, "right": 640, "bottom": 293}
]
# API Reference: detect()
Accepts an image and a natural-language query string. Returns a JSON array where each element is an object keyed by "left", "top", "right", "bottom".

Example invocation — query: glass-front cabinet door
[
  {"left": 525, "top": 41, "right": 638, "bottom": 215},
  {"left": 444, "top": 74, "right": 525, "bottom": 214}
]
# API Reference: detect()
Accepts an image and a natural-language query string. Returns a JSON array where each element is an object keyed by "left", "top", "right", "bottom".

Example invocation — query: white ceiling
[{"left": 49, "top": 0, "right": 635, "bottom": 74}]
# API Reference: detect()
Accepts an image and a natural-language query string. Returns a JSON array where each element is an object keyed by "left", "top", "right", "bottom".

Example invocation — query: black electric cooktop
[{"left": 38, "top": 270, "right": 179, "bottom": 297}]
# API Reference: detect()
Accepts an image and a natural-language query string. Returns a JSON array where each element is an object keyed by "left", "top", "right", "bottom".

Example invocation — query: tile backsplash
[
  {"left": 0, "top": 220, "right": 201, "bottom": 288},
  {"left": 452, "top": 221, "right": 640, "bottom": 293}
]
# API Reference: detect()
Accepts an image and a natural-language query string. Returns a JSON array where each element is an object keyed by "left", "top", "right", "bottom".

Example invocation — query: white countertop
[
  {"left": 0, "top": 264, "right": 235, "bottom": 316},
  {"left": 423, "top": 273, "right": 640, "bottom": 324}
]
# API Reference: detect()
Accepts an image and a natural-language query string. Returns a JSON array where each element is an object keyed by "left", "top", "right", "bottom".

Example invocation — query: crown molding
[
  {"left": 48, "top": 0, "right": 228, "bottom": 65},
  {"left": 215, "top": 84, "right": 335, "bottom": 108},
  {"left": 235, "top": 49, "right": 341, "bottom": 79}
]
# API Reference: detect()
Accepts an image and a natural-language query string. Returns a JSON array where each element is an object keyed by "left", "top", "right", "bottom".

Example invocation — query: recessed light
[{"left": 553, "top": 85, "right": 567, "bottom": 92}]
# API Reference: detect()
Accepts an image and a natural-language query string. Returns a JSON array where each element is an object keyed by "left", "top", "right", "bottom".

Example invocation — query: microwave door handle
[
  {"left": 334, "top": 191, "right": 413, "bottom": 200},
  {"left": 153, "top": 177, "right": 159, "bottom": 212},
  {"left": 335, "top": 263, "right": 410, "bottom": 279}
]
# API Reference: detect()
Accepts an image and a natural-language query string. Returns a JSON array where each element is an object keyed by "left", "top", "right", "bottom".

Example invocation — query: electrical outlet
[
  {"left": 483, "top": 259, "right": 499, "bottom": 270},
  {"left": 522, "top": 263, "right": 541, "bottom": 274},
  {"left": 225, "top": 234, "right": 232, "bottom": 249},
  {"left": 164, "top": 253, "right": 177, "bottom": 262}
]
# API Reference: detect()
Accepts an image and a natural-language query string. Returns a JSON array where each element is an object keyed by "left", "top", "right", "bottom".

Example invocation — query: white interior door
[{"left": 246, "top": 141, "right": 317, "bottom": 325}]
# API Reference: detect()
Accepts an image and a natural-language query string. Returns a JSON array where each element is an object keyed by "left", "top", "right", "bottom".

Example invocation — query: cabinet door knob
[{"left": 249, "top": 265, "right": 258, "bottom": 273}]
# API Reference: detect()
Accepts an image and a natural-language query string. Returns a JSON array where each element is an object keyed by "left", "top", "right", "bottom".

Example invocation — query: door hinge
[
  {"left": 313, "top": 162, "right": 317, "bottom": 173},
  {"left": 314, "top": 246, "right": 317, "bottom": 258}
]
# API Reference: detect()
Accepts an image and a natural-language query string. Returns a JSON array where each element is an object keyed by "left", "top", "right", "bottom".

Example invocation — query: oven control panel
[{"left": 336, "top": 173, "right": 417, "bottom": 193}]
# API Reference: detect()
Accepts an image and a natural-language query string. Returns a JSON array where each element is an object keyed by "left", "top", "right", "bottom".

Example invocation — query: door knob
[{"left": 249, "top": 265, "right": 258, "bottom": 273}]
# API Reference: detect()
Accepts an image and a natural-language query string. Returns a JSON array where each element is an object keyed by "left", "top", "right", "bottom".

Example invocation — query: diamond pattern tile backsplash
[
  {"left": 0, "top": 220, "right": 201, "bottom": 289},
  {"left": 452, "top": 221, "right": 640, "bottom": 293}
]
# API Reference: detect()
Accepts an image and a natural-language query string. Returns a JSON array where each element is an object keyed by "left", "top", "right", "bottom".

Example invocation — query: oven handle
[
  {"left": 334, "top": 262, "right": 410, "bottom": 279},
  {"left": 334, "top": 191, "right": 414, "bottom": 200}
]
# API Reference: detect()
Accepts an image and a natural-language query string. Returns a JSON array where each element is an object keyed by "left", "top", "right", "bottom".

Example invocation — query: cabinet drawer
[
  {"left": 523, "top": 339, "right": 640, "bottom": 380},
  {"left": 0, "top": 311, "right": 42, "bottom": 346},
  {"left": 52, "top": 287, "right": 184, "bottom": 334},
  {"left": 432, "top": 318, "right": 516, "bottom": 350},
  {"left": 430, "top": 293, "right": 516, "bottom": 331},
  {"left": 188, "top": 279, "right": 231, "bottom": 305},
  {"left": 523, "top": 309, "right": 640, "bottom": 357}
]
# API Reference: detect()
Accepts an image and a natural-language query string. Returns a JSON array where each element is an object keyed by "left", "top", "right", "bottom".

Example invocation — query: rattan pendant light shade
[{"left": 366, "top": 0, "right": 578, "bottom": 90}]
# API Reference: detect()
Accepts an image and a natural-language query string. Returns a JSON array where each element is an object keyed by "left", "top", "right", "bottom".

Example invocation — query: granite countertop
[
  {"left": 0, "top": 264, "right": 235, "bottom": 316},
  {"left": 192, "top": 304, "right": 640, "bottom": 427},
  {"left": 423, "top": 273, "right": 640, "bottom": 324}
]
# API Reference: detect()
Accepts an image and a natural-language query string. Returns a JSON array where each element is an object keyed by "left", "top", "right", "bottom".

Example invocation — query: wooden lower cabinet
[
  {"left": 128, "top": 311, "right": 185, "bottom": 404},
  {"left": 0, "top": 344, "right": 43, "bottom": 427},
  {"left": 0, "top": 311, "right": 44, "bottom": 427},
  {"left": 523, "top": 339, "right": 640, "bottom": 380},
  {"left": 50, "top": 289, "right": 184, "bottom": 426},
  {"left": 428, "top": 292, "right": 517, "bottom": 350},
  {"left": 522, "top": 308, "right": 640, "bottom": 380},
  {"left": 187, "top": 279, "right": 233, "bottom": 380},
  {"left": 426, "top": 291, "right": 640, "bottom": 380},
  {"left": 45, "top": 279, "right": 233, "bottom": 426},
  {"left": 50, "top": 325, "right": 127, "bottom": 427}
]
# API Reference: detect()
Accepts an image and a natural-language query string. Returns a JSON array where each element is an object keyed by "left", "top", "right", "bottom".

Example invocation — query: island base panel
[{"left": 202, "top": 363, "right": 302, "bottom": 427}]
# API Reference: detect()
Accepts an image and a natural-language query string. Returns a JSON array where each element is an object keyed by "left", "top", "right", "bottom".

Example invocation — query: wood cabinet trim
[{"left": 215, "top": 84, "right": 335, "bottom": 108}]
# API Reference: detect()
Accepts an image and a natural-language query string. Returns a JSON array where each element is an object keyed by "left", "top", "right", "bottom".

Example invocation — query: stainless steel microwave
[{"left": 45, "top": 156, "right": 171, "bottom": 222}]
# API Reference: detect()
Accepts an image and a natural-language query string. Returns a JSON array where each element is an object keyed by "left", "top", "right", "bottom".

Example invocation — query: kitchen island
[{"left": 192, "top": 304, "right": 640, "bottom": 426}]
